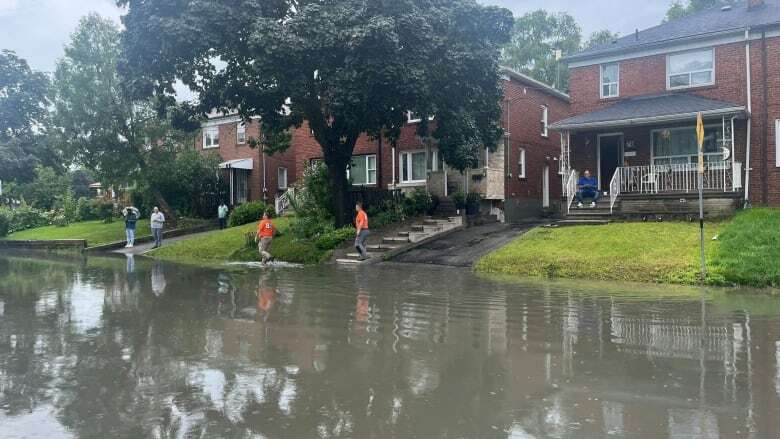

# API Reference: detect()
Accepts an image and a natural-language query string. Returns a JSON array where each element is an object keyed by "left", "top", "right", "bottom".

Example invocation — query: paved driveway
[{"left": 390, "top": 222, "right": 537, "bottom": 267}]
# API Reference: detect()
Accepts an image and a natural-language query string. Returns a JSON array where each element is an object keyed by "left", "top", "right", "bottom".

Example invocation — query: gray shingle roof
[
  {"left": 550, "top": 93, "right": 745, "bottom": 131},
  {"left": 570, "top": 0, "right": 780, "bottom": 62}
]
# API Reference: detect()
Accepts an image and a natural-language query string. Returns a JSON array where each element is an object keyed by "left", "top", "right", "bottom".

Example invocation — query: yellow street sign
[{"left": 696, "top": 112, "right": 704, "bottom": 174}]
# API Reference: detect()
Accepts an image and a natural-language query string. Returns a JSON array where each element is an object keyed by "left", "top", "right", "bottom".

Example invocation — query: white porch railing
[
  {"left": 608, "top": 170, "right": 620, "bottom": 214},
  {"left": 618, "top": 161, "right": 741, "bottom": 194},
  {"left": 563, "top": 169, "right": 578, "bottom": 214},
  {"left": 275, "top": 187, "right": 296, "bottom": 215}
]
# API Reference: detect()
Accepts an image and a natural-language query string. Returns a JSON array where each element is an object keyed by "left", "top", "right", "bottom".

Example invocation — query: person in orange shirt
[
  {"left": 354, "top": 202, "right": 370, "bottom": 260},
  {"left": 256, "top": 212, "right": 276, "bottom": 264}
]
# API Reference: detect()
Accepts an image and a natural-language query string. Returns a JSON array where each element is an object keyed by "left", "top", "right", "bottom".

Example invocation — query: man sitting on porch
[{"left": 575, "top": 170, "right": 601, "bottom": 208}]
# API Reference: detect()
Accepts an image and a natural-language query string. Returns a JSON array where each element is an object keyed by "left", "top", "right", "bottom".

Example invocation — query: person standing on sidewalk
[
  {"left": 122, "top": 206, "right": 139, "bottom": 248},
  {"left": 217, "top": 202, "right": 229, "bottom": 229},
  {"left": 256, "top": 212, "right": 276, "bottom": 264},
  {"left": 354, "top": 202, "right": 370, "bottom": 261},
  {"left": 150, "top": 206, "right": 166, "bottom": 248}
]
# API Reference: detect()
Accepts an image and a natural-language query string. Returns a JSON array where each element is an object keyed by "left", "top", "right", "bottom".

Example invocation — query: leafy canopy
[{"left": 664, "top": 0, "right": 732, "bottom": 23}]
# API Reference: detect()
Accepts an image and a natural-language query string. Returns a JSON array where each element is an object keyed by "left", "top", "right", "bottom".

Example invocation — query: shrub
[
  {"left": 315, "top": 226, "right": 356, "bottom": 250},
  {"left": 76, "top": 197, "right": 98, "bottom": 221},
  {"left": 6, "top": 204, "right": 48, "bottom": 233},
  {"left": 0, "top": 209, "right": 10, "bottom": 237},
  {"left": 403, "top": 188, "right": 436, "bottom": 217},
  {"left": 93, "top": 200, "right": 115, "bottom": 223},
  {"left": 228, "top": 201, "right": 273, "bottom": 227},
  {"left": 452, "top": 191, "right": 466, "bottom": 209},
  {"left": 466, "top": 191, "right": 482, "bottom": 205},
  {"left": 58, "top": 190, "right": 78, "bottom": 225}
]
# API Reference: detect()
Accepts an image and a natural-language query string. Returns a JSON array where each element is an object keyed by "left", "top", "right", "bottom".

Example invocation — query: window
[
  {"left": 600, "top": 63, "right": 619, "bottom": 98},
  {"left": 518, "top": 148, "right": 526, "bottom": 178},
  {"left": 667, "top": 48, "right": 714, "bottom": 89},
  {"left": 776, "top": 120, "right": 780, "bottom": 168},
  {"left": 431, "top": 149, "right": 441, "bottom": 172},
  {"left": 235, "top": 170, "right": 248, "bottom": 203},
  {"left": 400, "top": 151, "right": 427, "bottom": 183},
  {"left": 203, "top": 126, "right": 219, "bottom": 149},
  {"left": 540, "top": 106, "right": 548, "bottom": 137},
  {"left": 237, "top": 122, "right": 246, "bottom": 144},
  {"left": 406, "top": 111, "right": 435, "bottom": 124},
  {"left": 652, "top": 125, "right": 726, "bottom": 165},
  {"left": 348, "top": 155, "right": 377, "bottom": 185},
  {"left": 278, "top": 167, "right": 288, "bottom": 190}
]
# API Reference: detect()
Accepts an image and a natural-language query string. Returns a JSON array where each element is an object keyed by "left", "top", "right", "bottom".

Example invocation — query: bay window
[
  {"left": 400, "top": 151, "right": 427, "bottom": 183},
  {"left": 348, "top": 155, "right": 377, "bottom": 185},
  {"left": 667, "top": 48, "right": 714, "bottom": 89}
]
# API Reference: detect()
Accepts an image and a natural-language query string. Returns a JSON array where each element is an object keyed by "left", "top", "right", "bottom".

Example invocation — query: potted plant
[
  {"left": 452, "top": 190, "right": 466, "bottom": 215},
  {"left": 466, "top": 192, "right": 481, "bottom": 215}
]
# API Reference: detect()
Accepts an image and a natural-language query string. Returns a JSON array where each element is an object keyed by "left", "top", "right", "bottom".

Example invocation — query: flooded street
[{"left": 1, "top": 253, "right": 780, "bottom": 438}]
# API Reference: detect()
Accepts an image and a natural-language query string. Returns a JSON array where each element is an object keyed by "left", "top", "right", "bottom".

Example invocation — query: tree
[
  {"left": 585, "top": 30, "right": 620, "bottom": 49},
  {"left": 501, "top": 10, "right": 581, "bottom": 92},
  {"left": 0, "top": 50, "right": 60, "bottom": 183},
  {"left": 117, "top": 0, "right": 513, "bottom": 225},
  {"left": 664, "top": 0, "right": 730, "bottom": 22},
  {"left": 52, "top": 14, "right": 189, "bottom": 223}
]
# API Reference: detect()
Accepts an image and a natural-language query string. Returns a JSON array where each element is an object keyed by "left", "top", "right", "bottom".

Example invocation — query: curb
[
  {"left": 0, "top": 239, "right": 87, "bottom": 250},
  {"left": 85, "top": 224, "right": 217, "bottom": 252}
]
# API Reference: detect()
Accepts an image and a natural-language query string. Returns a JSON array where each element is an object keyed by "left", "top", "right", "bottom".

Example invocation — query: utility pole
[{"left": 696, "top": 112, "right": 707, "bottom": 280}]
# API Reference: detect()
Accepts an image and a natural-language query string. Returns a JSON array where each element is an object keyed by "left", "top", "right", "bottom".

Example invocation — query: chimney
[{"left": 748, "top": 0, "right": 765, "bottom": 11}]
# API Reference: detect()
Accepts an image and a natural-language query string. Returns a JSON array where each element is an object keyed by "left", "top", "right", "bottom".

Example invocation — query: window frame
[
  {"left": 277, "top": 167, "right": 288, "bottom": 190},
  {"left": 399, "top": 150, "right": 427, "bottom": 184},
  {"left": 203, "top": 126, "right": 219, "bottom": 149},
  {"left": 776, "top": 119, "right": 780, "bottom": 168},
  {"left": 347, "top": 154, "right": 377, "bottom": 186},
  {"left": 518, "top": 147, "right": 526, "bottom": 179},
  {"left": 600, "top": 63, "right": 620, "bottom": 99},
  {"left": 540, "top": 105, "right": 549, "bottom": 138},
  {"left": 236, "top": 122, "right": 246, "bottom": 145},
  {"left": 650, "top": 124, "right": 726, "bottom": 166},
  {"left": 666, "top": 48, "right": 715, "bottom": 90}
]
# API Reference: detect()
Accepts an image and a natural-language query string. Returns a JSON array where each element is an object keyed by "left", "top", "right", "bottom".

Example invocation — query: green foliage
[
  {"left": 76, "top": 197, "right": 98, "bottom": 221},
  {"left": 16, "top": 166, "right": 69, "bottom": 210},
  {"left": 452, "top": 191, "right": 467, "bottom": 210},
  {"left": 289, "top": 163, "right": 334, "bottom": 221},
  {"left": 664, "top": 0, "right": 729, "bottom": 23},
  {"left": 710, "top": 208, "right": 780, "bottom": 288},
  {"left": 315, "top": 226, "right": 356, "bottom": 251},
  {"left": 0, "top": 204, "right": 48, "bottom": 233},
  {"left": 119, "top": 0, "right": 512, "bottom": 224},
  {"left": 502, "top": 10, "right": 581, "bottom": 91},
  {"left": 93, "top": 200, "right": 115, "bottom": 224},
  {"left": 228, "top": 201, "right": 273, "bottom": 227},
  {"left": 58, "top": 190, "right": 78, "bottom": 225},
  {"left": 0, "top": 209, "right": 9, "bottom": 237},
  {"left": 403, "top": 188, "right": 437, "bottom": 217},
  {"left": 466, "top": 192, "right": 482, "bottom": 205},
  {"left": 585, "top": 30, "right": 620, "bottom": 49}
]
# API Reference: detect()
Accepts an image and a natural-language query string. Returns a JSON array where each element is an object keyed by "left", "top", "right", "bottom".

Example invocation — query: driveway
[{"left": 390, "top": 221, "right": 537, "bottom": 267}]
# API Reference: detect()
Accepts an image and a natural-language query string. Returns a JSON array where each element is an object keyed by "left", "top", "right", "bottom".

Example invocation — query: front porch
[{"left": 551, "top": 93, "right": 747, "bottom": 220}]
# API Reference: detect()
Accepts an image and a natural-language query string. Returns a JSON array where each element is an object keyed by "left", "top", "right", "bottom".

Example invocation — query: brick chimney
[{"left": 747, "top": 0, "right": 765, "bottom": 11}]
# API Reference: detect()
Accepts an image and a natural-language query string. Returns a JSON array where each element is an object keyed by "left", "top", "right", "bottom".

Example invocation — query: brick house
[
  {"left": 195, "top": 68, "right": 570, "bottom": 221},
  {"left": 552, "top": 0, "right": 780, "bottom": 218}
]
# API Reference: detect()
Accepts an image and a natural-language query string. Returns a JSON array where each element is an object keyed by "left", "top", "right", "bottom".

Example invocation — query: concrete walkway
[
  {"left": 390, "top": 221, "right": 538, "bottom": 267},
  {"left": 111, "top": 230, "right": 217, "bottom": 256}
]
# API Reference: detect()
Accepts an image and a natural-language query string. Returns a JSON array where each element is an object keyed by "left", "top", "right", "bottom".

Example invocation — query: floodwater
[{"left": 1, "top": 253, "right": 780, "bottom": 438}]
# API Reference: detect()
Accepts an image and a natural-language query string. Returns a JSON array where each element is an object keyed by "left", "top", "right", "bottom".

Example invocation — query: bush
[
  {"left": 466, "top": 191, "right": 482, "bottom": 205},
  {"left": 58, "top": 190, "right": 78, "bottom": 225},
  {"left": 452, "top": 191, "right": 466, "bottom": 209},
  {"left": 403, "top": 188, "right": 436, "bottom": 217},
  {"left": 76, "top": 197, "right": 98, "bottom": 221},
  {"left": 228, "top": 201, "right": 273, "bottom": 227},
  {"left": 0, "top": 209, "right": 9, "bottom": 237},
  {"left": 315, "top": 226, "right": 356, "bottom": 250},
  {"left": 6, "top": 204, "right": 48, "bottom": 233},
  {"left": 93, "top": 200, "right": 115, "bottom": 223}
]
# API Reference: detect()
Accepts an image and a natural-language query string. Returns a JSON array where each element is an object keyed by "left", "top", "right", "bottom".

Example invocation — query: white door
[{"left": 542, "top": 165, "right": 550, "bottom": 208}]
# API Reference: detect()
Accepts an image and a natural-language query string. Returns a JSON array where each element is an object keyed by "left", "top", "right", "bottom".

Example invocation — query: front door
[
  {"left": 542, "top": 165, "right": 550, "bottom": 208},
  {"left": 598, "top": 134, "right": 623, "bottom": 190}
]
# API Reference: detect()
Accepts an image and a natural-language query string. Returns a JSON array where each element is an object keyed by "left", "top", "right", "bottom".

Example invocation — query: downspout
[
  {"left": 760, "top": 29, "right": 769, "bottom": 204},
  {"left": 744, "top": 27, "right": 753, "bottom": 207},
  {"left": 377, "top": 134, "right": 383, "bottom": 187},
  {"left": 391, "top": 145, "right": 396, "bottom": 189},
  {"left": 262, "top": 146, "right": 267, "bottom": 201}
]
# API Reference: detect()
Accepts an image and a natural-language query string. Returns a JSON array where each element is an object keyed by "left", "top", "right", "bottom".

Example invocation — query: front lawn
[
  {"left": 476, "top": 221, "right": 724, "bottom": 285},
  {"left": 6, "top": 219, "right": 151, "bottom": 247},
  {"left": 149, "top": 217, "right": 333, "bottom": 266},
  {"left": 710, "top": 208, "right": 780, "bottom": 288}
]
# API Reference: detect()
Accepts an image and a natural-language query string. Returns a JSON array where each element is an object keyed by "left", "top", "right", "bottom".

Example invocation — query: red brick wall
[
  {"left": 195, "top": 119, "right": 297, "bottom": 203},
  {"left": 501, "top": 79, "right": 569, "bottom": 202}
]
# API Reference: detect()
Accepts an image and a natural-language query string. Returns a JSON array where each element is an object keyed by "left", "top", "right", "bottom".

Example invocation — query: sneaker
[
  {"left": 590, "top": 202, "right": 596, "bottom": 208},
  {"left": 124, "top": 244, "right": 131, "bottom": 248},
  {"left": 577, "top": 202, "right": 583, "bottom": 208}
]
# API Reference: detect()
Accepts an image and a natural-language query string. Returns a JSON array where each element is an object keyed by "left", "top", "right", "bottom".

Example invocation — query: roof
[
  {"left": 569, "top": 0, "right": 780, "bottom": 63},
  {"left": 499, "top": 66, "right": 570, "bottom": 102},
  {"left": 549, "top": 93, "right": 745, "bottom": 131}
]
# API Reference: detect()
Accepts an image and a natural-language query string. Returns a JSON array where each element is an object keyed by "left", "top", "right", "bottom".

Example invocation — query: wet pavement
[
  {"left": 1, "top": 251, "right": 780, "bottom": 438},
  {"left": 392, "top": 222, "right": 537, "bottom": 267}
]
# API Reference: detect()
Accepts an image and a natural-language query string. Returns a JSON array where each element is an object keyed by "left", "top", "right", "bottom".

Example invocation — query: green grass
[
  {"left": 476, "top": 221, "right": 724, "bottom": 285},
  {"left": 149, "top": 217, "right": 332, "bottom": 266},
  {"left": 5, "top": 219, "right": 151, "bottom": 247},
  {"left": 710, "top": 208, "right": 780, "bottom": 288}
]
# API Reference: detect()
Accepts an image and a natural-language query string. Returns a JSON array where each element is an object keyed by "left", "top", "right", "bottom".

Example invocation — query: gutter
[{"left": 550, "top": 107, "right": 746, "bottom": 131}]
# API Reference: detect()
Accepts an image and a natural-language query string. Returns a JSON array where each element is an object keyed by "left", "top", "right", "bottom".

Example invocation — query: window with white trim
[
  {"left": 600, "top": 63, "right": 619, "bottom": 98},
  {"left": 540, "top": 105, "right": 548, "bottom": 137},
  {"left": 406, "top": 111, "right": 435, "bottom": 124},
  {"left": 203, "top": 126, "right": 219, "bottom": 149},
  {"left": 237, "top": 122, "right": 246, "bottom": 144},
  {"left": 667, "top": 48, "right": 714, "bottom": 89},
  {"left": 400, "top": 150, "right": 427, "bottom": 183},
  {"left": 518, "top": 148, "right": 526, "bottom": 178},
  {"left": 348, "top": 154, "right": 377, "bottom": 185},
  {"left": 776, "top": 120, "right": 780, "bottom": 168},
  {"left": 652, "top": 125, "right": 725, "bottom": 165},
  {"left": 278, "top": 167, "right": 288, "bottom": 190}
]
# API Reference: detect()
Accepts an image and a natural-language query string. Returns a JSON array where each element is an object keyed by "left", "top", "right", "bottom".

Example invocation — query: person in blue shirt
[{"left": 575, "top": 169, "right": 601, "bottom": 208}]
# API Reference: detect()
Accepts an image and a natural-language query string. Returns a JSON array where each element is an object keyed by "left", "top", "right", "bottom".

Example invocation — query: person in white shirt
[{"left": 150, "top": 207, "right": 166, "bottom": 248}]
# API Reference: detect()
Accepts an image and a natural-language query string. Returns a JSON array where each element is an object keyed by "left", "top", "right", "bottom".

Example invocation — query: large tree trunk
[
  {"left": 151, "top": 188, "right": 177, "bottom": 228},
  {"left": 325, "top": 158, "right": 351, "bottom": 227}
]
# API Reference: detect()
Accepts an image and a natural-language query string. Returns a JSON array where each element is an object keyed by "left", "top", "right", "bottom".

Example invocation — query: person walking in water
[
  {"left": 150, "top": 206, "right": 166, "bottom": 248},
  {"left": 122, "top": 206, "right": 139, "bottom": 248},
  {"left": 217, "top": 202, "right": 228, "bottom": 229},
  {"left": 256, "top": 212, "right": 276, "bottom": 264},
  {"left": 354, "top": 202, "right": 370, "bottom": 261}
]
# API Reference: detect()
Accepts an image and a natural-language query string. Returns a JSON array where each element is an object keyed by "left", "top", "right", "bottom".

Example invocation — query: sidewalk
[{"left": 111, "top": 230, "right": 217, "bottom": 256}]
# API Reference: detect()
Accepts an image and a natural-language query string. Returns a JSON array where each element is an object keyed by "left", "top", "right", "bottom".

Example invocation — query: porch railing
[
  {"left": 275, "top": 187, "right": 296, "bottom": 215},
  {"left": 608, "top": 170, "right": 620, "bottom": 213},
  {"left": 618, "top": 161, "right": 741, "bottom": 194},
  {"left": 563, "top": 169, "right": 578, "bottom": 214}
]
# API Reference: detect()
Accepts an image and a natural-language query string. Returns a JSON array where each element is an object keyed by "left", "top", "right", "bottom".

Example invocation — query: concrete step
[
  {"left": 566, "top": 210, "right": 613, "bottom": 216},
  {"left": 336, "top": 258, "right": 366, "bottom": 264},
  {"left": 398, "top": 231, "right": 410, "bottom": 237},
  {"left": 366, "top": 244, "right": 397, "bottom": 252},
  {"left": 346, "top": 253, "right": 381, "bottom": 259},
  {"left": 408, "top": 232, "right": 434, "bottom": 243},
  {"left": 383, "top": 236, "right": 410, "bottom": 243},
  {"left": 555, "top": 219, "right": 611, "bottom": 226}
]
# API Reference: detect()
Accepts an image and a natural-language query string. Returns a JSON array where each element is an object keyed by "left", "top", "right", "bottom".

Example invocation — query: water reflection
[{"left": 1, "top": 253, "right": 780, "bottom": 438}]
